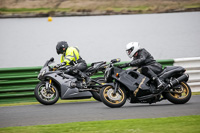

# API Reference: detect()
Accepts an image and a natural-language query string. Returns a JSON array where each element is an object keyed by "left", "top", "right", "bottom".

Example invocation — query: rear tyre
[
  {"left": 34, "top": 81, "right": 59, "bottom": 105},
  {"left": 91, "top": 91, "right": 101, "bottom": 102},
  {"left": 164, "top": 82, "right": 191, "bottom": 104},
  {"left": 91, "top": 78, "right": 105, "bottom": 102},
  {"left": 100, "top": 85, "right": 127, "bottom": 108}
]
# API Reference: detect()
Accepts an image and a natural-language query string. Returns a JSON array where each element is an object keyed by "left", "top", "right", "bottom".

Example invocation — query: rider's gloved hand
[
  {"left": 54, "top": 64, "right": 60, "bottom": 68},
  {"left": 54, "top": 62, "right": 66, "bottom": 68},
  {"left": 118, "top": 63, "right": 130, "bottom": 68}
]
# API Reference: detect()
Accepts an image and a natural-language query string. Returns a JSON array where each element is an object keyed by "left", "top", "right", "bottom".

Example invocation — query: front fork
[
  {"left": 113, "top": 81, "right": 119, "bottom": 95},
  {"left": 45, "top": 79, "right": 56, "bottom": 93},
  {"left": 45, "top": 68, "right": 56, "bottom": 93}
]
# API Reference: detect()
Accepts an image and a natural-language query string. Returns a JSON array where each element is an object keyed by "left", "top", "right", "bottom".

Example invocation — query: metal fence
[
  {"left": 0, "top": 59, "right": 174, "bottom": 104},
  {"left": 174, "top": 57, "right": 200, "bottom": 92}
]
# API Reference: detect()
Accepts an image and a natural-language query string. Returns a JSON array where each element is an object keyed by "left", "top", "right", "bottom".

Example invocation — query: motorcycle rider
[
  {"left": 56, "top": 41, "right": 90, "bottom": 84},
  {"left": 120, "top": 42, "right": 164, "bottom": 92}
]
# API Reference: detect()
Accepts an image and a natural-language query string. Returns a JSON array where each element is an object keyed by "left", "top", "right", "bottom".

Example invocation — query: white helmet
[{"left": 126, "top": 42, "right": 140, "bottom": 58}]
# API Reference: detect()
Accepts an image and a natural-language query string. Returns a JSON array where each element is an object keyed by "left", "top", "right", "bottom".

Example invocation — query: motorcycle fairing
[
  {"left": 114, "top": 70, "right": 150, "bottom": 92},
  {"left": 43, "top": 72, "right": 92, "bottom": 99}
]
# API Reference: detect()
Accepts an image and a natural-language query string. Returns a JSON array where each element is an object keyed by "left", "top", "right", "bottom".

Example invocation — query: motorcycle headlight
[
  {"left": 41, "top": 70, "right": 46, "bottom": 76},
  {"left": 38, "top": 70, "right": 46, "bottom": 78}
]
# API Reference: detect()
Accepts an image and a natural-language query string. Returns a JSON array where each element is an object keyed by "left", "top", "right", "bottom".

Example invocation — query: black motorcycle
[
  {"left": 100, "top": 58, "right": 191, "bottom": 108},
  {"left": 34, "top": 57, "right": 107, "bottom": 105}
]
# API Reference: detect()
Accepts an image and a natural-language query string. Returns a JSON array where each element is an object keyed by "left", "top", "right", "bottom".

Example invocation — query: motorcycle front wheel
[
  {"left": 100, "top": 85, "right": 127, "bottom": 108},
  {"left": 34, "top": 81, "right": 59, "bottom": 105},
  {"left": 163, "top": 82, "right": 191, "bottom": 104}
]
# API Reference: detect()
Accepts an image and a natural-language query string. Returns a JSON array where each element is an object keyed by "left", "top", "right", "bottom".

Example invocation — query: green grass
[
  {"left": 1, "top": 2, "right": 200, "bottom": 16},
  {"left": 184, "top": 3, "right": 200, "bottom": 9},
  {"left": 0, "top": 8, "right": 72, "bottom": 13},
  {"left": 100, "top": 5, "right": 151, "bottom": 13},
  {"left": 0, "top": 6, "right": 151, "bottom": 14},
  {"left": 192, "top": 91, "right": 200, "bottom": 95},
  {"left": 129, "top": 6, "right": 150, "bottom": 11},
  {"left": 0, "top": 8, "right": 51, "bottom": 13},
  {"left": 0, "top": 115, "right": 199, "bottom": 133}
]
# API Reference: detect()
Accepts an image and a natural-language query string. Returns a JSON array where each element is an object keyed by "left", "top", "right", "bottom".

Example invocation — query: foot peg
[{"left": 155, "top": 78, "right": 164, "bottom": 90}]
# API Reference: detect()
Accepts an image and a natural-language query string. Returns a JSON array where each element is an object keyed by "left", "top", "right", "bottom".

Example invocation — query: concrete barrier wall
[{"left": 174, "top": 57, "right": 200, "bottom": 92}]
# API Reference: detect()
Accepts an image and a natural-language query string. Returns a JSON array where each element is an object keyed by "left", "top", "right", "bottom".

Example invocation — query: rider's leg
[
  {"left": 75, "top": 62, "right": 91, "bottom": 83},
  {"left": 141, "top": 66, "right": 164, "bottom": 90}
]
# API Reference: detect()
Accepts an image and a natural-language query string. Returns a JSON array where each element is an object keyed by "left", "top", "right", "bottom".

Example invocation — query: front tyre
[
  {"left": 34, "top": 81, "right": 59, "bottom": 105},
  {"left": 164, "top": 82, "right": 191, "bottom": 104},
  {"left": 100, "top": 85, "right": 127, "bottom": 108}
]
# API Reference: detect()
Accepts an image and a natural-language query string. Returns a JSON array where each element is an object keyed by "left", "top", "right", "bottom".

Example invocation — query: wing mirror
[
  {"left": 50, "top": 57, "right": 54, "bottom": 62},
  {"left": 111, "top": 58, "right": 121, "bottom": 63}
]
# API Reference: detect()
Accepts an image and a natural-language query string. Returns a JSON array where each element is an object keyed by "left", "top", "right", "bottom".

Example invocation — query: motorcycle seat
[{"left": 157, "top": 66, "right": 181, "bottom": 77}]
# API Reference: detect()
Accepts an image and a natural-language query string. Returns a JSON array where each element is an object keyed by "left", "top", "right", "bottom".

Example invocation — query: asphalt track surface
[{"left": 0, "top": 95, "right": 200, "bottom": 128}]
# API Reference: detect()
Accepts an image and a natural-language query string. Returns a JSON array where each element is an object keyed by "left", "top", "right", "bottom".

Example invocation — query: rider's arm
[
  {"left": 61, "top": 50, "right": 75, "bottom": 65},
  {"left": 61, "top": 47, "right": 80, "bottom": 65},
  {"left": 130, "top": 50, "right": 147, "bottom": 66},
  {"left": 61, "top": 55, "right": 73, "bottom": 65}
]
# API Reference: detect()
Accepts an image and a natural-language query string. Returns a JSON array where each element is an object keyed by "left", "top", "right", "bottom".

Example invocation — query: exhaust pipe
[{"left": 168, "top": 73, "right": 189, "bottom": 88}]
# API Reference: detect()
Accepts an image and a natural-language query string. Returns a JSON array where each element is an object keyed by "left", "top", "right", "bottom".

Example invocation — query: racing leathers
[
  {"left": 125, "top": 48, "right": 164, "bottom": 91},
  {"left": 61, "top": 46, "right": 87, "bottom": 71},
  {"left": 61, "top": 46, "right": 89, "bottom": 83}
]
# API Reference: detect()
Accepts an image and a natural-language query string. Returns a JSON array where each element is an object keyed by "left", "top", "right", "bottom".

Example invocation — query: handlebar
[
  {"left": 54, "top": 62, "right": 66, "bottom": 69},
  {"left": 100, "top": 58, "right": 121, "bottom": 69}
]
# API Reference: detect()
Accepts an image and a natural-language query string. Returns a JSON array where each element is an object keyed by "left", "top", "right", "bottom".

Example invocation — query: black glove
[
  {"left": 54, "top": 64, "right": 60, "bottom": 68},
  {"left": 54, "top": 62, "right": 66, "bottom": 68},
  {"left": 118, "top": 63, "right": 130, "bottom": 68}
]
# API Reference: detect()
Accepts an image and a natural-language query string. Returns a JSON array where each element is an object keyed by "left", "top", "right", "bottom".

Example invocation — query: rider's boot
[
  {"left": 79, "top": 71, "right": 91, "bottom": 85},
  {"left": 152, "top": 77, "right": 164, "bottom": 93},
  {"left": 155, "top": 77, "right": 164, "bottom": 90}
]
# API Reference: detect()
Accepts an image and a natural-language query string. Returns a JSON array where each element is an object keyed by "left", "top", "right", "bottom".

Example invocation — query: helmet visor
[
  {"left": 56, "top": 48, "right": 63, "bottom": 55},
  {"left": 126, "top": 47, "right": 134, "bottom": 55}
]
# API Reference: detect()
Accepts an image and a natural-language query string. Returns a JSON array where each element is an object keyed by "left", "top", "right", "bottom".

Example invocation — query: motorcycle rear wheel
[
  {"left": 100, "top": 85, "right": 127, "bottom": 108},
  {"left": 164, "top": 82, "right": 191, "bottom": 104},
  {"left": 91, "top": 78, "right": 105, "bottom": 102},
  {"left": 34, "top": 81, "right": 59, "bottom": 105}
]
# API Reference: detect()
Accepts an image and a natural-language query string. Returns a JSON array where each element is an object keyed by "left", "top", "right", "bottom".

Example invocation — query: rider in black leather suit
[{"left": 122, "top": 42, "right": 164, "bottom": 90}]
